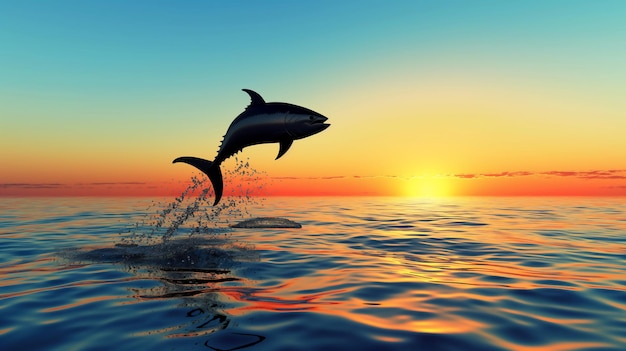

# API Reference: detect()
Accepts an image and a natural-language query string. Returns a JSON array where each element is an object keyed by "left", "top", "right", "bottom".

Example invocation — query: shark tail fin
[{"left": 172, "top": 156, "right": 223, "bottom": 205}]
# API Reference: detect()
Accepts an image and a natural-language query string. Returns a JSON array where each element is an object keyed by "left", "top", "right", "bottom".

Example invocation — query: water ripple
[{"left": 1, "top": 197, "right": 626, "bottom": 350}]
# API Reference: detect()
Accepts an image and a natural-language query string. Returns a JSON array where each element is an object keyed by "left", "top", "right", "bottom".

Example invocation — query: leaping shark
[{"left": 173, "top": 89, "right": 330, "bottom": 205}]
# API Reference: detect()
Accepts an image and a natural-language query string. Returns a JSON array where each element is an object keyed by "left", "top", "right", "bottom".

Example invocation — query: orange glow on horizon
[{"left": 1, "top": 171, "right": 625, "bottom": 197}]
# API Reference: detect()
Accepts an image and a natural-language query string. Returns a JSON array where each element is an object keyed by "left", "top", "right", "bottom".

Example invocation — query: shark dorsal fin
[{"left": 242, "top": 89, "right": 265, "bottom": 108}]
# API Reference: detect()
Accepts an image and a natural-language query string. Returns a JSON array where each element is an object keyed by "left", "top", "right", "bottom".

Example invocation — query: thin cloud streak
[
  {"left": 1, "top": 182, "right": 146, "bottom": 189},
  {"left": 84, "top": 182, "right": 147, "bottom": 186},
  {"left": 269, "top": 169, "right": 626, "bottom": 181},
  {"left": 453, "top": 169, "right": 626, "bottom": 180},
  {"left": 2, "top": 170, "right": 625, "bottom": 197},
  {"left": 0, "top": 183, "right": 65, "bottom": 189},
  {"left": 3, "top": 170, "right": 625, "bottom": 190}
]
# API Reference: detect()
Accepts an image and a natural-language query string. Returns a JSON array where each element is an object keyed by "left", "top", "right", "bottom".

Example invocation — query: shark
[{"left": 173, "top": 89, "right": 330, "bottom": 205}]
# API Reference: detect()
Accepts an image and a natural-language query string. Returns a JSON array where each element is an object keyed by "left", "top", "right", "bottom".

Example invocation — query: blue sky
[
  {"left": 2, "top": 1, "right": 626, "bottom": 195},
  {"left": 5, "top": 1, "right": 624, "bottom": 99}
]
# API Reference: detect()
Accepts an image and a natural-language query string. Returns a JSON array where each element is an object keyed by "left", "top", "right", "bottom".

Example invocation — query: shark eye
[{"left": 309, "top": 116, "right": 315, "bottom": 121}]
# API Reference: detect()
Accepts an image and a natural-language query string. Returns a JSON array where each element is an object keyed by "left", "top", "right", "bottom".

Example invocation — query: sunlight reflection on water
[{"left": 1, "top": 196, "right": 626, "bottom": 350}]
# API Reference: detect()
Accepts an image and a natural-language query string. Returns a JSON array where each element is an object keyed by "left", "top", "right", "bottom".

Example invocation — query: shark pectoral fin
[{"left": 276, "top": 139, "right": 294, "bottom": 160}]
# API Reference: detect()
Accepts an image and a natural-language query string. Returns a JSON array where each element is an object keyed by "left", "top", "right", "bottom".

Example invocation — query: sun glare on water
[{"left": 404, "top": 176, "right": 454, "bottom": 198}]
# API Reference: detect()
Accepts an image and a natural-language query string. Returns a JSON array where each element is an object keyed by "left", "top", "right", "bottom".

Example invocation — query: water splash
[
  {"left": 62, "top": 157, "right": 265, "bottom": 273},
  {"left": 52, "top": 159, "right": 267, "bottom": 346},
  {"left": 119, "top": 157, "right": 266, "bottom": 246}
]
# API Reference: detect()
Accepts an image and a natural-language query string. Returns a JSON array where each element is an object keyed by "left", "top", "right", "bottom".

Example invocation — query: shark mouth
[{"left": 311, "top": 116, "right": 329, "bottom": 126}]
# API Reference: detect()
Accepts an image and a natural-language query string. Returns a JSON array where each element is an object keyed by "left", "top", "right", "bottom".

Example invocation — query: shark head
[{"left": 284, "top": 107, "right": 330, "bottom": 140}]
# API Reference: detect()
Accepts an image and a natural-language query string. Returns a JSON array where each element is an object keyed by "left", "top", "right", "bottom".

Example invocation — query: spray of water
[
  {"left": 119, "top": 157, "right": 267, "bottom": 246},
  {"left": 57, "top": 158, "right": 267, "bottom": 338}
]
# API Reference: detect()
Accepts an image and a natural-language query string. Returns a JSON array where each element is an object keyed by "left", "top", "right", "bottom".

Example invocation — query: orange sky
[
  {"left": 2, "top": 3, "right": 626, "bottom": 197},
  {"left": 2, "top": 168, "right": 625, "bottom": 197}
]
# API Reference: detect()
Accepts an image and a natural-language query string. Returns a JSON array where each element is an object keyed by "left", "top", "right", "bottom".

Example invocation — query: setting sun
[{"left": 404, "top": 176, "right": 454, "bottom": 198}]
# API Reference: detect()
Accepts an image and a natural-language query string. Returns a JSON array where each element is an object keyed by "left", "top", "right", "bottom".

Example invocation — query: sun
[{"left": 404, "top": 176, "right": 454, "bottom": 198}]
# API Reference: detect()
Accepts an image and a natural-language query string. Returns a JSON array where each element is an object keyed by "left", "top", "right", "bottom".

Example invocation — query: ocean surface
[{"left": 1, "top": 195, "right": 626, "bottom": 351}]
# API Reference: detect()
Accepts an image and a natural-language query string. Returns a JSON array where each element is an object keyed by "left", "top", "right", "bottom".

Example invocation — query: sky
[{"left": 1, "top": 1, "right": 626, "bottom": 197}]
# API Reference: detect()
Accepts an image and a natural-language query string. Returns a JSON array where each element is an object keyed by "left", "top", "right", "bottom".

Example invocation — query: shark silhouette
[{"left": 173, "top": 89, "right": 330, "bottom": 205}]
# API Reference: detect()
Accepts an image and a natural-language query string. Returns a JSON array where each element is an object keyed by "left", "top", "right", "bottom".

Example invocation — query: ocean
[{"left": 1, "top": 195, "right": 625, "bottom": 350}]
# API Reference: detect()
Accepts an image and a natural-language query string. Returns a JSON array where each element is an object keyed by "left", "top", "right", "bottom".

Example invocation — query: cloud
[
  {"left": 0, "top": 183, "right": 65, "bottom": 189},
  {"left": 266, "top": 169, "right": 626, "bottom": 182},
  {"left": 605, "top": 185, "right": 626, "bottom": 189},
  {"left": 86, "top": 182, "right": 147, "bottom": 186},
  {"left": 272, "top": 175, "right": 386, "bottom": 180},
  {"left": 451, "top": 169, "right": 626, "bottom": 180},
  {"left": 0, "top": 182, "right": 149, "bottom": 191},
  {"left": 572, "top": 170, "right": 626, "bottom": 180},
  {"left": 454, "top": 174, "right": 478, "bottom": 179},
  {"left": 454, "top": 171, "right": 534, "bottom": 178},
  {"left": 542, "top": 171, "right": 578, "bottom": 177},
  {"left": 271, "top": 176, "right": 347, "bottom": 180},
  {"left": 541, "top": 170, "right": 626, "bottom": 179},
  {"left": 3, "top": 170, "right": 624, "bottom": 194}
]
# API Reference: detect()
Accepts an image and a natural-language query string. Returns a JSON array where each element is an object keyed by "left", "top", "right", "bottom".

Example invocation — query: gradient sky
[{"left": 2, "top": 1, "right": 626, "bottom": 197}]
